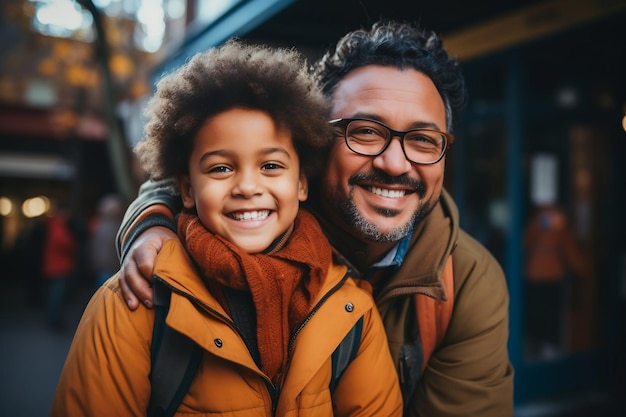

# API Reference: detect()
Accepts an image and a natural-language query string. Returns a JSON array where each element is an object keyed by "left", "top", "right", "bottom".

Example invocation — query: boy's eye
[
  {"left": 262, "top": 162, "right": 282, "bottom": 170},
  {"left": 208, "top": 165, "right": 232, "bottom": 174}
]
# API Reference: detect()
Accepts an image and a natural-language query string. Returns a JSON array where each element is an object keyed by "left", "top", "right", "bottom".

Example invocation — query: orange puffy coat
[{"left": 51, "top": 239, "right": 402, "bottom": 416}]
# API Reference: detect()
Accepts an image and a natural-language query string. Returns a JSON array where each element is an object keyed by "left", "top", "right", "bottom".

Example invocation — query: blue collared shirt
[{"left": 365, "top": 232, "right": 412, "bottom": 281}]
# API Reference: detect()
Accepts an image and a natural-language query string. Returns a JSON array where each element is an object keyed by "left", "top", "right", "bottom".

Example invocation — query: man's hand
[{"left": 119, "top": 226, "right": 177, "bottom": 310}]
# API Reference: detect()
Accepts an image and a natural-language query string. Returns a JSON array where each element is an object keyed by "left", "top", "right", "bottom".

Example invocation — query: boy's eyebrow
[
  {"left": 198, "top": 147, "right": 293, "bottom": 163},
  {"left": 198, "top": 149, "right": 227, "bottom": 163},
  {"left": 261, "top": 147, "right": 292, "bottom": 159}
]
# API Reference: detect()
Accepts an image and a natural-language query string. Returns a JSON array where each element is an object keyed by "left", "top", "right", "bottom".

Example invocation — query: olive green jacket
[{"left": 316, "top": 189, "right": 514, "bottom": 417}]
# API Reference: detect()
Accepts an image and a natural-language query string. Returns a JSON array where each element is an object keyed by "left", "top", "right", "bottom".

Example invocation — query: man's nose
[{"left": 372, "top": 136, "right": 412, "bottom": 175}]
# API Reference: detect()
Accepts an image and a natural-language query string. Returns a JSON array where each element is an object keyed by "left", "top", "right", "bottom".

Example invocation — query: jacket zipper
[
  {"left": 269, "top": 382, "right": 279, "bottom": 414},
  {"left": 154, "top": 276, "right": 295, "bottom": 414},
  {"left": 155, "top": 270, "right": 352, "bottom": 413},
  {"left": 286, "top": 270, "right": 352, "bottom": 356}
]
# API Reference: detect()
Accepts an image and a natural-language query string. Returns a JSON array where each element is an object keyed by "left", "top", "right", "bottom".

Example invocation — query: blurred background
[{"left": 0, "top": 0, "right": 625, "bottom": 416}]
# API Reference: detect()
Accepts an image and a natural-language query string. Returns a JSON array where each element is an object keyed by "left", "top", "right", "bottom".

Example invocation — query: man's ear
[
  {"left": 298, "top": 172, "right": 308, "bottom": 202},
  {"left": 176, "top": 175, "right": 196, "bottom": 209}
]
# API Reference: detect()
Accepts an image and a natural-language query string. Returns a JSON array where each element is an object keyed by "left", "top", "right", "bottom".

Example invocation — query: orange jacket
[{"left": 51, "top": 239, "right": 402, "bottom": 416}]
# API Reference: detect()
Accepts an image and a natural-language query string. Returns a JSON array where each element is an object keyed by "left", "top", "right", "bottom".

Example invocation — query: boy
[{"left": 51, "top": 39, "right": 402, "bottom": 416}]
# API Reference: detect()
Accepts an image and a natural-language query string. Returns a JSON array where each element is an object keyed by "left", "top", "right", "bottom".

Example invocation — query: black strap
[
  {"left": 148, "top": 282, "right": 202, "bottom": 417},
  {"left": 224, "top": 287, "right": 260, "bottom": 367},
  {"left": 330, "top": 316, "right": 363, "bottom": 392},
  {"left": 399, "top": 296, "right": 422, "bottom": 410}
]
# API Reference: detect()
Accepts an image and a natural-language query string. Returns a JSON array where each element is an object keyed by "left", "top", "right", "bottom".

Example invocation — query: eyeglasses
[{"left": 329, "top": 118, "right": 454, "bottom": 165}]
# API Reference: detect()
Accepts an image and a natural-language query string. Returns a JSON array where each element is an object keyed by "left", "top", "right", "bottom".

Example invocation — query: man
[{"left": 116, "top": 21, "right": 514, "bottom": 416}]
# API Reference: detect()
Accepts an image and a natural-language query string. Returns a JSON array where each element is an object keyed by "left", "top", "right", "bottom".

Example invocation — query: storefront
[{"left": 449, "top": 16, "right": 626, "bottom": 403}]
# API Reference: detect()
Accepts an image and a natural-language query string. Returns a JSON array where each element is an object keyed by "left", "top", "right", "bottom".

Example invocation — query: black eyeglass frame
[{"left": 329, "top": 117, "right": 455, "bottom": 165}]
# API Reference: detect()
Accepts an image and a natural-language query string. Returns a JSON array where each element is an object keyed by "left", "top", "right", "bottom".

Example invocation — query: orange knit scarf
[{"left": 177, "top": 209, "right": 331, "bottom": 382}]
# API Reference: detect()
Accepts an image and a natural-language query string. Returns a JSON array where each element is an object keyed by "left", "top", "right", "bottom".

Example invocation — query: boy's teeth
[
  {"left": 231, "top": 210, "right": 270, "bottom": 221},
  {"left": 369, "top": 187, "right": 405, "bottom": 198}
]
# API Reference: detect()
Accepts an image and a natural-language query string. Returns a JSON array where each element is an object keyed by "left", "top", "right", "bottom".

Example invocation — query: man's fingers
[
  {"left": 135, "top": 247, "right": 156, "bottom": 282},
  {"left": 131, "top": 248, "right": 155, "bottom": 308},
  {"left": 119, "top": 226, "right": 175, "bottom": 310},
  {"left": 119, "top": 260, "right": 141, "bottom": 310}
]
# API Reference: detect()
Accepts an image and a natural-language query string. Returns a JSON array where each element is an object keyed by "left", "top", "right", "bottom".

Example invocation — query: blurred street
[{"left": 0, "top": 277, "right": 92, "bottom": 417}]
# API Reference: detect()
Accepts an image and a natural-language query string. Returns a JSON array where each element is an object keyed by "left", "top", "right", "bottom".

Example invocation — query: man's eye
[
  {"left": 406, "top": 133, "right": 438, "bottom": 146},
  {"left": 352, "top": 127, "right": 384, "bottom": 137}
]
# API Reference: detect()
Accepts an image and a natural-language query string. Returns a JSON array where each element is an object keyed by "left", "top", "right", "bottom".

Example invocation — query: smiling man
[
  {"left": 115, "top": 21, "right": 514, "bottom": 416},
  {"left": 323, "top": 67, "right": 448, "bottom": 250}
]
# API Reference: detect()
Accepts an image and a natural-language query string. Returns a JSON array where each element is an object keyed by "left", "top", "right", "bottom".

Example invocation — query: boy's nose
[{"left": 232, "top": 172, "right": 263, "bottom": 197}]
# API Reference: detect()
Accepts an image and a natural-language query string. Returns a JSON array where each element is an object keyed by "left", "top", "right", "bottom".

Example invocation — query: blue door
[{"left": 449, "top": 47, "right": 622, "bottom": 406}]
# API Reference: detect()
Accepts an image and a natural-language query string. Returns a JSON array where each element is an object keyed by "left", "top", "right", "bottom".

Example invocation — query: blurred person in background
[
  {"left": 41, "top": 203, "right": 78, "bottom": 332},
  {"left": 523, "top": 203, "right": 588, "bottom": 358},
  {"left": 88, "top": 194, "right": 126, "bottom": 290}
]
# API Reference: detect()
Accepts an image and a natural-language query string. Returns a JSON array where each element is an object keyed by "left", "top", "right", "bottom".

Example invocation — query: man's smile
[{"left": 367, "top": 186, "right": 409, "bottom": 198}]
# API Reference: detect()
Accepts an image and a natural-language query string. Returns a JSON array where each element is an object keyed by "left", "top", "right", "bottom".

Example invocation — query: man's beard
[{"left": 323, "top": 172, "right": 434, "bottom": 243}]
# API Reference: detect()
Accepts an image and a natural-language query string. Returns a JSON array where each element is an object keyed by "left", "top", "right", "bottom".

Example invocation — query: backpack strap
[
  {"left": 148, "top": 281, "right": 203, "bottom": 417},
  {"left": 415, "top": 255, "right": 454, "bottom": 371},
  {"left": 330, "top": 315, "right": 364, "bottom": 392},
  {"left": 147, "top": 278, "right": 364, "bottom": 416}
]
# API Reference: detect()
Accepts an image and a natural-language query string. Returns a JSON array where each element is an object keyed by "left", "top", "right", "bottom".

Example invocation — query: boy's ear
[
  {"left": 176, "top": 175, "right": 196, "bottom": 209},
  {"left": 298, "top": 172, "right": 308, "bottom": 202}
]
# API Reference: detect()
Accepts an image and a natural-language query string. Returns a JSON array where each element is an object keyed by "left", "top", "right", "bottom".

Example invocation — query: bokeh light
[{"left": 22, "top": 196, "right": 50, "bottom": 218}]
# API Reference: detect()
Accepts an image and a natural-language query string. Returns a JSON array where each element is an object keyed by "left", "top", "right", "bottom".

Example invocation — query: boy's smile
[{"left": 227, "top": 210, "right": 271, "bottom": 221}]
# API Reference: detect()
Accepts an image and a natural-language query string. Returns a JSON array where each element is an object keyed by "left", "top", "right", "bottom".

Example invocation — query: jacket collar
[
  {"left": 310, "top": 188, "right": 459, "bottom": 300},
  {"left": 152, "top": 238, "right": 350, "bottom": 308}
]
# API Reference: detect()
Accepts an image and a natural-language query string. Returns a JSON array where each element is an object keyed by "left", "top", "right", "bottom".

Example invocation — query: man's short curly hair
[
  {"left": 135, "top": 39, "right": 332, "bottom": 181},
  {"left": 312, "top": 20, "right": 467, "bottom": 133}
]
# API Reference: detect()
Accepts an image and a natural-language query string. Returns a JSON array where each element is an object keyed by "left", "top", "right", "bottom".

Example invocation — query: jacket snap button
[
  {"left": 214, "top": 338, "right": 223, "bottom": 348},
  {"left": 345, "top": 303, "right": 354, "bottom": 312}
]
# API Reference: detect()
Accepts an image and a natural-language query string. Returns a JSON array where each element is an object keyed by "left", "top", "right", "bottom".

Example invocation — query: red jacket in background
[{"left": 41, "top": 214, "right": 77, "bottom": 279}]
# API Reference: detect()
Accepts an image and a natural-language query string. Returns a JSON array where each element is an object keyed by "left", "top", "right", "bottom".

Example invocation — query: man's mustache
[{"left": 348, "top": 172, "right": 426, "bottom": 197}]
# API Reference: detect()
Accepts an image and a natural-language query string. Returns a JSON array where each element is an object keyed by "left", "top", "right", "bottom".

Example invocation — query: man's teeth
[
  {"left": 230, "top": 210, "right": 270, "bottom": 221},
  {"left": 369, "top": 187, "right": 406, "bottom": 198}
]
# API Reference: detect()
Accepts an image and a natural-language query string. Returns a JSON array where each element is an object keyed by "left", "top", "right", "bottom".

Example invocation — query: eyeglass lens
[{"left": 345, "top": 119, "right": 446, "bottom": 164}]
